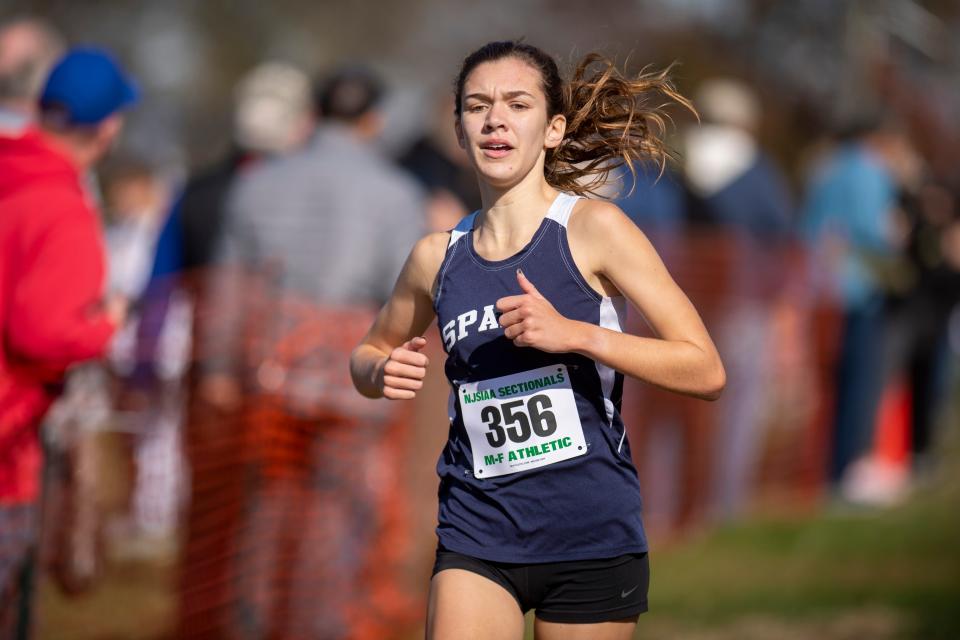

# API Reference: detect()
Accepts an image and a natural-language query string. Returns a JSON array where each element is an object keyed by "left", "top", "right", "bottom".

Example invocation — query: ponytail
[{"left": 551, "top": 55, "right": 693, "bottom": 196}]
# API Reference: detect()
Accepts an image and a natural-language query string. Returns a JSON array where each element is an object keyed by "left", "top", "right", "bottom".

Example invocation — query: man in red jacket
[{"left": 0, "top": 47, "right": 137, "bottom": 634}]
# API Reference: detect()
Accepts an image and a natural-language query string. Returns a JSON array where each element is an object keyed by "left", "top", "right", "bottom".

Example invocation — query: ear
[
  {"left": 454, "top": 118, "right": 465, "bottom": 150},
  {"left": 544, "top": 114, "right": 566, "bottom": 149},
  {"left": 97, "top": 114, "right": 124, "bottom": 141},
  {"left": 93, "top": 114, "right": 125, "bottom": 159}
]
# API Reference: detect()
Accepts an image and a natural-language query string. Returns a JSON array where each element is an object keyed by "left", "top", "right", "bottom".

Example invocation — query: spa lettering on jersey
[{"left": 442, "top": 304, "right": 499, "bottom": 349}]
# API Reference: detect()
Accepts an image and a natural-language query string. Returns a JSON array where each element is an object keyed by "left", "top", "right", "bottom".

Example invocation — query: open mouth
[{"left": 480, "top": 141, "right": 513, "bottom": 158}]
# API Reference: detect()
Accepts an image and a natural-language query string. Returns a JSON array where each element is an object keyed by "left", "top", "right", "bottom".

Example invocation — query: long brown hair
[{"left": 454, "top": 41, "right": 694, "bottom": 197}]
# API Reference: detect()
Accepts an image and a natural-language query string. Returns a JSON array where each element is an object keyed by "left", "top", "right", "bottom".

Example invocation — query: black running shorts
[{"left": 432, "top": 547, "right": 649, "bottom": 624}]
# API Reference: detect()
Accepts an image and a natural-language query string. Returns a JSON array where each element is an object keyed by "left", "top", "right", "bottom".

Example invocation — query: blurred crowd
[{"left": 1, "top": 11, "right": 958, "bottom": 640}]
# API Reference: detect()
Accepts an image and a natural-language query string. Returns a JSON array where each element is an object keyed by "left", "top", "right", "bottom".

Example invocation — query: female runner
[{"left": 351, "top": 41, "right": 725, "bottom": 640}]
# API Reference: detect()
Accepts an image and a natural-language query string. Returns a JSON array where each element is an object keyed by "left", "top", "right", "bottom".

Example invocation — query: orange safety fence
[{"left": 176, "top": 270, "right": 421, "bottom": 639}]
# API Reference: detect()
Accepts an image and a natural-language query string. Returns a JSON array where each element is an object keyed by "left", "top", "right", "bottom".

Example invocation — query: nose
[{"left": 482, "top": 102, "right": 507, "bottom": 132}]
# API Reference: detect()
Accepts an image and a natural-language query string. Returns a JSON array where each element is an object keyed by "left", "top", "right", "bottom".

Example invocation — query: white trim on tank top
[
  {"left": 545, "top": 191, "right": 580, "bottom": 227},
  {"left": 448, "top": 190, "right": 577, "bottom": 250},
  {"left": 448, "top": 211, "right": 479, "bottom": 248},
  {"left": 546, "top": 193, "right": 628, "bottom": 452},
  {"left": 596, "top": 295, "right": 628, "bottom": 452}
]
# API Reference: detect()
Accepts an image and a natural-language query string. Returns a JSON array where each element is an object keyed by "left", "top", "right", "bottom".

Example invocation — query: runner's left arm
[{"left": 496, "top": 201, "right": 725, "bottom": 401}]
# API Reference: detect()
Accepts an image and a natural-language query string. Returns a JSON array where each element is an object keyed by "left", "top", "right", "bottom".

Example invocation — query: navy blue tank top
[{"left": 432, "top": 192, "right": 647, "bottom": 563}]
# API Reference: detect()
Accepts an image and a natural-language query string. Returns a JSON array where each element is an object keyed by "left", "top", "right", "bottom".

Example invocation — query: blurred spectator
[
  {"left": 210, "top": 65, "right": 424, "bottom": 317},
  {"left": 871, "top": 182, "right": 960, "bottom": 492},
  {"left": 613, "top": 162, "right": 687, "bottom": 239},
  {"left": 398, "top": 93, "right": 480, "bottom": 231},
  {"left": 0, "top": 17, "right": 63, "bottom": 132},
  {"left": 185, "top": 65, "right": 424, "bottom": 639},
  {"left": 801, "top": 114, "right": 914, "bottom": 498},
  {"left": 38, "top": 158, "right": 177, "bottom": 595},
  {"left": 682, "top": 78, "right": 794, "bottom": 520},
  {"left": 140, "top": 61, "right": 315, "bottom": 639},
  {"left": 0, "top": 47, "right": 136, "bottom": 636},
  {"left": 136, "top": 62, "right": 313, "bottom": 391},
  {"left": 100, "top": 160, "right": 185, "bottom": 544},
  {"left": 138, "top": 61, "right": 314, "bottom": 392},
  {"left": 179, "top": 61, "right": 314, "bottom": 273},
  {"left": 103, "top": 159, "right": 172, "bottom": 300},
  {"left": 153, "top": 61, "right": 314, "bottom": 282},
  {"left": 684, "top": 79, "right": 793, "bottom": 238}
]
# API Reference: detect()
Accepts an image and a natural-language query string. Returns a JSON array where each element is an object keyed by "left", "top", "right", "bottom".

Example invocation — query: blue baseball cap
[{"left": 39, "top": 47, "right": 139, "bottom": 125}]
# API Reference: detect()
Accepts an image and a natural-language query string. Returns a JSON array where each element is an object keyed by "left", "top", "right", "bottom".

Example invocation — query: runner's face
[{"left": 457, "top": 57, "right": 565, "bottom": 189}]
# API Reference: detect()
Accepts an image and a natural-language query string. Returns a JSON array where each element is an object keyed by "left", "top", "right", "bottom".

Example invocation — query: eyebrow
[{"left": 464, "top": 90, "right": 536, "bottom": 102}]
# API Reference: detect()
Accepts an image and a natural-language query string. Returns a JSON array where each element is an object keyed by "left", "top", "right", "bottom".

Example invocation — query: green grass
[{"left": 630, "top": 464, "right": 960, "bottom": 639}]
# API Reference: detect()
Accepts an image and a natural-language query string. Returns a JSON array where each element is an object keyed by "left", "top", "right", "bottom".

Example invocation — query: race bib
[{"left": 458, "top": 364, "right": 587, "bottom": 478}]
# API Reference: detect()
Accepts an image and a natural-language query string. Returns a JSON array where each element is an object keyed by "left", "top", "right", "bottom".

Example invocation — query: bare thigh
[
  {"left": 534, "top": 617, "right": 638, "bottom": 640},
  {"left": 427, "top": 568, "right": 526, "bottom": 640}
]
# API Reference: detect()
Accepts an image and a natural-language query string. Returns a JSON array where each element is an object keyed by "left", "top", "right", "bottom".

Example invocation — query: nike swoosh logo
[{"left": 621, "top": 585, "right": 639, "bottom": 599}]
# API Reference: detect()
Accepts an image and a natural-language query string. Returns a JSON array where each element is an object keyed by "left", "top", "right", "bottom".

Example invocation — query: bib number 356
[
  {"left": 458, "top": 364, "right": 587, "bottom": 478},
  {"left": 481, "top": 394, "right": 557, "bottom": 447}
]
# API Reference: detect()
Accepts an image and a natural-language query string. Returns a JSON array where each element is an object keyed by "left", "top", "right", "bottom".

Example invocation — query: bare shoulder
[
  {"left": 567, "top": 198, "right": 656, "bottom": 260},
  {"left": 409, "top": 231, "right": 450, "bottom": 270},
  {"left": 405, "top": 231, "right": 451, "bottom": 293}
]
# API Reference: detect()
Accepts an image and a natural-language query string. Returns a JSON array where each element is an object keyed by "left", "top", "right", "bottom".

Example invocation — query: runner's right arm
[{"left": 350, "top": 232, "right": 448, "bottom": 399}]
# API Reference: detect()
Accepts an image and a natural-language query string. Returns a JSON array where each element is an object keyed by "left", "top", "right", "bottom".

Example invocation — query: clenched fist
[{"left": 378, "top": 336, "right": 430, "bottom": 399}]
